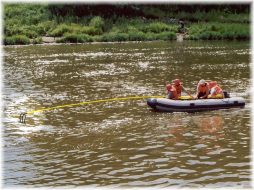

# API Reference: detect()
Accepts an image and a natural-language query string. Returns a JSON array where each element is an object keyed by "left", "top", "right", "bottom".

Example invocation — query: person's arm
[
  {"left": 194, "top": 85, "right": 200, "bottom": 99},
  {"left": 165, "top": 82, "right": 169, "bottom": 94},
  {"left": 182, "top": 86, "right": 193, "bottom": 98}
]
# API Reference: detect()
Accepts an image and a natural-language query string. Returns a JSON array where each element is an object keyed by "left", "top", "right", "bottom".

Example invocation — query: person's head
[
  {"left": 199, "top": 79, "right": 206, "bottom": 87},
  {"left": 173, "top": 79, "right": 181, "bottom": 86}
]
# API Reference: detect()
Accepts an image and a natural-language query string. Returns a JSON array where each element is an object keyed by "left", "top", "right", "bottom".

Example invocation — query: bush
[
  {"left": 128, "top": 31, "right": 146, "bottom": 41},
  {"left": 126, "top": 26, "right": 140, "bottom": 33},
  {"left": 235, "top": 30, "right": 249, "bottom": 40},
  {"left": 198, "top": 31, "right": 222, "bottom": 40},
  {"left": 89, "top": 16, "right": 105, "bottom": 30},
  {"left": 58, "top": 33, "right": 93, "bottom": 43},
  {"left": 176, "top": 11, "right": 190, "bottom": 21},
  {"left": 4, "top": 36, "right": 15, "bottom": 45},
  {"left": 37, "top": 21, "right": 56, "bottom": 35},
  {"left": 146, "top": 32, "right": 158, "bottom": 41},
  {"left": 220, "top": 31, "right": 235, "bottom": 40},
  {"left": 156, "top": 32, "right": 176, "bottom": 40},
  {"left": 4, "top": 35, "right": 30, "bottom": 45},
  {"left": 82, "top": 26, "right": 102, "bottom": 35},
  {"left": 48, "top": 23, "right": 103, "bottom": 37},
  {"left": 101, "top": 32, "right": 128, "bottom": 42},
  {"left": 92, "top": 35, "right": 103, "bottom": 42},
  {"left": 32, "top": 37, "right": 43, "bottom": 44},
  {"left": 4, "top": 4, "right": 49, "bottom": 25},
  {"left": 113, "top": 25, "right": 139, "bottom": 33},
  {"left": 142, "top": 22, "right": 170, "bottom": 33},
  {"left": 5, "top": 24, "right": 38, "bottom": 38},
  {"left": 23, "top": 28, "right": 38, "bottom": 38},
  {"left": 188, "top": 22, "right": 250, "bottom": 40},
  {"left": 48, "top": 24, "right": 71, "bottom": 37},
  {"left": 192, "top": 11, "right": 206, "bottom": 22}
]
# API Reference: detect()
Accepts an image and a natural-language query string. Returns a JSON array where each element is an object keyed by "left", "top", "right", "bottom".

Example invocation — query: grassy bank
[{"left": 4, "top": 4, "right": 250, "bottom": 45}]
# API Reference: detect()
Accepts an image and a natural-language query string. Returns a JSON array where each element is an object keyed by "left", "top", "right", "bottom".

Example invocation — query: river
[{"left": 3, "top": 41, "right": 251, "bottom": 188}]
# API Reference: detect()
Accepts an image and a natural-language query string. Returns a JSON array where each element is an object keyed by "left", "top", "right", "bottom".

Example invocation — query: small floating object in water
[
  {"left": 147, "top": 96, "right": 245, "bottom": 112},
  {"left": 19, "top": 112, "right": 27, "bottom": 123}
]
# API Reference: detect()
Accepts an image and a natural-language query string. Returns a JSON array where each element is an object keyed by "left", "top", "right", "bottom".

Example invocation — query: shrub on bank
[
  {"left": 82, "top": 26, "right": 103, "bottom": 35},
  {"left": 235, "top": 30, "right": 249, "bottom": 40},
  {"left": 146, "top": 32, "right": 158, "bottom": 41},
  {"left": 89, "top": 16, "right": 105, "bottom": 31},
  {"left": 48, "top": 24, "right": 71, "bottom": 37},
  {"left": 99, "top": 30, "right": 176, "bottom": 42},
  {"left": 48, "top": 23, "right": 103, "bottom": 37},
  {"left": 101, "top": 32, "right": 129, "bottom": 42},
  {"left": 142, "top": 22, "right": 175, "bottom": 33},
  {"left": 156, "top": 31, "right": 176, "bottom": 40},
  {"left": 32, "top": 37, "right": 43, "bottom": 44},
  {"left": 57, "top": 33, "right": 93, "bottom": 43},
  {"left": 92, "top": 35, "right": 103, "bottom": 42},
  {"left": 22, "top": 27, "right": 39, "bottom": 38},
  {"left": 188, "top": 22, "right": 249, "bottom": 40},
  {"left": 199, "top": 31, "right": 222, "bottom": 40},
  {"left": 5, "top": 24, "right": 38, "bottom": 38},
  {"left": 4, "top": 37, "right": 15, "bottom": 45},
  {"left": 128, "top": 31, "right": 146, "bottom": 41},
  {"left": 37, "top": 21, "right": 56, "bottom": 35},
  {"left": 4, "top": 35, "right": 30, "bottom": 45}
]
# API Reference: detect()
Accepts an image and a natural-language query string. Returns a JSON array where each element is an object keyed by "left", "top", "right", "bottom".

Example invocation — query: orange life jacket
[
  {"left": 167, "top": 86, "right": 178, "bottom": 99},
  {"left": 174, "top": 85, "right": 182, "bottom": 95},
  {"left": 212, "top": 85, "right": 223, "bottom": 95},
  {"left": 208, "top": 81, "right": 217, "bottom": 89},
  {"left": 198, "top": 83, "right": 208, "bottom": 93}
]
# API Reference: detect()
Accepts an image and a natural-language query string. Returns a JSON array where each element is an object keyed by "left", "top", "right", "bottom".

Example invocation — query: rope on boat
[{"left": 19, "top": 95, "right": 163, "bottom": 123}]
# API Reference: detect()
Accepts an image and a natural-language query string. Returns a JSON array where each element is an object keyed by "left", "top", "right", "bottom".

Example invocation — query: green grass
[
  {"left": 141, "top": 22, "right": 178, "bottom": 33},
  {"left": 58, "top": 33, "right": 93, "bottom": 43},
  {"left": 4, "top": 35, "right": 30, "bottom": 45},
  {"left": 187, "top": 22, "right": 250, "bottom": 40},
  {"left": 32, "top": 37, "right": 43, "bottom": 44}
]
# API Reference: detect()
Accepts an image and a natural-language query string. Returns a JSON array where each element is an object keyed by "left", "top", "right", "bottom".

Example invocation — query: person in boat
[
  {"left": 195, "top": 79, "right": 210, "bottom": 99},
  {"left": 165, "top": 81, "right": 178, "bottom": 100},
  {"left": 172, "top": 79, "right": 193, "bottom": 99},
  {"left": 207, "top": 81, "right": 224, "bottom": 98}
]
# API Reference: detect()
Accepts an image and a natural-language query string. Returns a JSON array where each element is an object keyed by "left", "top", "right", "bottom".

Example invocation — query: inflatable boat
[{"left": 147, "top": 97, "right": 245, "bottom": 112}]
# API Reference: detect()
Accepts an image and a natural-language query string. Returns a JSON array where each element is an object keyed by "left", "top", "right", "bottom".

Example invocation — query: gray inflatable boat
[{"left": 147, "top": 97, "right": 245, "bottom": 112}]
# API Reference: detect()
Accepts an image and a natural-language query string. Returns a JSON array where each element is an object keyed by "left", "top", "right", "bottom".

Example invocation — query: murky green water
[{"left": 3, "top": 41, "right": 251, "bottom": 188}]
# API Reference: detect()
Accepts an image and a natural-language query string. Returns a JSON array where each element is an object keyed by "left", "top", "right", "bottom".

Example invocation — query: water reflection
[
  {"left": 194, "top": 115, "right": 224, "bottom": 138},
  {"left": 165, "top": 114, "right": 224, "bottom": 144},
  {"left": 193, "top": 115, "right": 225, "bottom": 155}
]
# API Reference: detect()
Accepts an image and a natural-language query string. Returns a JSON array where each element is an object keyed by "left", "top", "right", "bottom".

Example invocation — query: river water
[{"left": 3, "top": 41, "right": 251, "bottom": 188}]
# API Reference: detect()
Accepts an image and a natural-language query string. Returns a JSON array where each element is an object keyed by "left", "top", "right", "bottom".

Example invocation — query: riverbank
[
  {"left": 4, "top": 4, "right": 250, "bottom": 45},
  {"left": 5, "top": 38, "right": 184, "bottom": 47}
]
